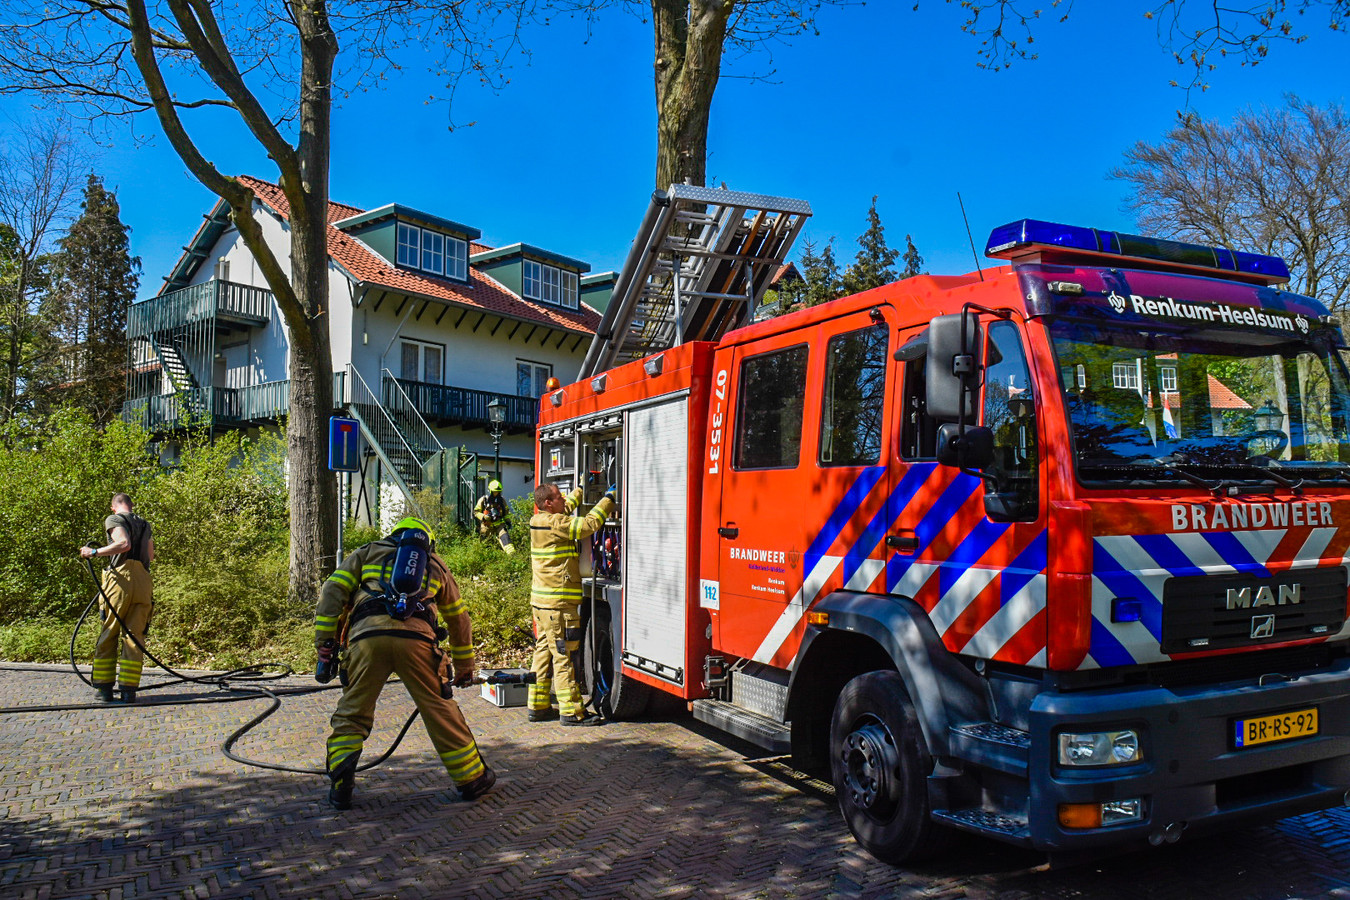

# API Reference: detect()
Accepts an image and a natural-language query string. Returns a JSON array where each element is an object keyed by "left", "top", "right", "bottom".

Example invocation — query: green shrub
[
  {"left": 0, "top": 616, "right": 95, "bottom": 663},
  {"left": 0, "top": 408, "right": 158, "bottom": 621}
]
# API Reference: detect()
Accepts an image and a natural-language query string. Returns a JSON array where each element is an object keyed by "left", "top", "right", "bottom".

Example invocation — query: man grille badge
[{"left": 1250, "top": 614, "right": 1276, "bottom": 640}]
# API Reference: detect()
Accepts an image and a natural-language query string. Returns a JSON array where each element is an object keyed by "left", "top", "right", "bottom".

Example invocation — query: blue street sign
[{"left": 328, "top": 416, "right": 361, "bottom": 472}]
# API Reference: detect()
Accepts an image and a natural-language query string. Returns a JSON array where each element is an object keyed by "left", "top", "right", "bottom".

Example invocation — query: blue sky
[{"left": 2, "top": 3, "right": 1346, "bottom": 302}]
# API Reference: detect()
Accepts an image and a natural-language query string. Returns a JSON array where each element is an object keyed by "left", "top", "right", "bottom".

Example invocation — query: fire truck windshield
[{"left": 1047, "top": 318, "right": 1350, "bottom": 486}]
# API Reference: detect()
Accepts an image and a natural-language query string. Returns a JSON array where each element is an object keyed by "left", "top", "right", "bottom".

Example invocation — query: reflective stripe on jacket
[
  {"left": 314, "top": 540, "right": 474, "bottom": 674},
  {"left": 529, "top": 489, "right": 613, "bottom": 610}
]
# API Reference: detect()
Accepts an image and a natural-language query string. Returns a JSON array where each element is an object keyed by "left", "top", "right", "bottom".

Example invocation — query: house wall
[{"left": 155, "top": 198, "right": 596, "bottom": 506}]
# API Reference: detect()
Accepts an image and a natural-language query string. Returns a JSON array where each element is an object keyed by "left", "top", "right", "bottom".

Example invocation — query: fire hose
[{"left": 0, "top": 550, "right": 534, "bottom": 778}]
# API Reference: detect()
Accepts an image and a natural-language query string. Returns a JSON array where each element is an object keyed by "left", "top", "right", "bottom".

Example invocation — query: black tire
[
  {"left": 584, "top": 603, "right": 651, "bottom": 719},
  {"left": 829, "top": 670, "right": 953, "bottom": 865}
]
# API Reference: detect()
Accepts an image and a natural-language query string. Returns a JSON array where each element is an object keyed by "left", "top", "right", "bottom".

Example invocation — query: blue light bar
[{"left": 985, "top": 218, "right": 1291, "bottom": 284}]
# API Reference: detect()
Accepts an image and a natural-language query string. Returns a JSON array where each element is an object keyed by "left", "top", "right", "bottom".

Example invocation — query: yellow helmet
[
  {"left": 488, "top": 480, "right": 502, "bottom": 493},
  {"left": 392, "top": 516, "right": 435, "bottom": 544}
]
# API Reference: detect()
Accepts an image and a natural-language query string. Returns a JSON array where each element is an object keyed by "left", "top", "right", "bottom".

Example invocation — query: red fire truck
[{"left": 536, "top": 217, "right": 1350, "bottom": 864}]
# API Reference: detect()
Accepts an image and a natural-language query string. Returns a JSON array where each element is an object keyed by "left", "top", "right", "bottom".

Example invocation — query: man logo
[
  {"left": 1250, "top": 614, "right": 1276, "bottom": 640},
  {"left": 1108, "top": 291, "right": 1127, "bottom": 314}
]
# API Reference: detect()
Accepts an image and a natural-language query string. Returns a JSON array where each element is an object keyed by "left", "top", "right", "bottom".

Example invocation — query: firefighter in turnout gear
[
  {"left": 315, "top": 517, "right": 496, "bottom": 809},
  {"left": 80, "top": 493, "right": 154, "bottom": 704},
  {"left": 528, "top": 483, "right": 614, "bottom": 726},
  {"left": 474, "top": 480, "right": 515, "bottom": 554}
]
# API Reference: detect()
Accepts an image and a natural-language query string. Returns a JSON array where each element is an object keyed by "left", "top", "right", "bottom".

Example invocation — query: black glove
[{"left": 452, "top": 670, "right": 476, "bottom": 688}]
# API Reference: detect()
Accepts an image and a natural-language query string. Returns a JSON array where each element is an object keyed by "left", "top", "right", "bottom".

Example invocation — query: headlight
[{"left": 1057, "top": 729, "right": 1142, "bottom": 767}]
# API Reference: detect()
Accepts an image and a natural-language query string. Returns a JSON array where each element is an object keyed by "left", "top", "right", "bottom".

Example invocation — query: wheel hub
[{"left": 841, "top": 720, "right": 900, "bottom": 816}]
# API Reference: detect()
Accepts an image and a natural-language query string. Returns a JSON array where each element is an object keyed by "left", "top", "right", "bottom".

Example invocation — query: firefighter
[
  {"left": 527, "top": 483, "right": 614, "bottom": 726},
  {"left": 79, "top": 492, "right": 154, "bottom": 704},
  {"left": 315, "top": 517, "right": 496, "bottom": 809},
  {"left": 473, "top": 480, "right": 515, "bottom": 554}
]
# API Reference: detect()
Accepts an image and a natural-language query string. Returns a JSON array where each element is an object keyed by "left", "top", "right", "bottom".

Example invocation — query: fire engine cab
[{"left": 536, "top": 202, "right": 1350, "bottom": 865}]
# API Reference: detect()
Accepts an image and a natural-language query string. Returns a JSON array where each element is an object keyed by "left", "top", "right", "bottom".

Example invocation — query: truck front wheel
[{"left": 829, "top": 670, "right": 951, "bottom": 865}]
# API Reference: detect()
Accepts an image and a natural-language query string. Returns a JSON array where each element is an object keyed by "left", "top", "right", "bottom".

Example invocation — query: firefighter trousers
[
  {"left": 530, "top": 605, "right": 584, "bottom": 718},
  {"left": 326, "top": 633, "right": 486, "bottom": 787},
  {"left": 92, "top": 560, "right": 153, "bottom": 689}
]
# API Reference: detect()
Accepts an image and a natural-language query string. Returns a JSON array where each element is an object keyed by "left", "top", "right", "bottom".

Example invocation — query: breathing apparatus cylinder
[
  {"left": 315, "top": 639, "right": 339, "bottom": 684},
  {"left": 386, "top": 527, "right": 431, "bottom": 620}
]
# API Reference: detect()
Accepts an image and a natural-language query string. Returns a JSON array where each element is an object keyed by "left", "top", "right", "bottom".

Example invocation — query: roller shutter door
[{"left": 623, "top": 398, "right": 688, "bottom": 681}]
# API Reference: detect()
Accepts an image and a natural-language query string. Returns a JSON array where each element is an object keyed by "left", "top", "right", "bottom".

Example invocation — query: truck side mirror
[
  {"left": 936, "top": 423, "right": 994, "bottom": 469},
  {"left": 925, "top": 312, "right": 982, "bottom": 422}
]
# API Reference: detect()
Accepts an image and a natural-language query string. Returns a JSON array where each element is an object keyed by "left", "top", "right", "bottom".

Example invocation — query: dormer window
[
  {"left": 523, "top": 259, "right": 579, "bottom": 309},
  {"left": 397, "top": 221, "right": 468, "bottom": 281}
]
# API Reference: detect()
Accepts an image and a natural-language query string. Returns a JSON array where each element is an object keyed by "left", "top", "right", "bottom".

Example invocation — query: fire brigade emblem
[
  {"left": 1107, "top": 291, "right": 1127, "bottom": 314},
  {"left": 1296, "top": 315, "right": 1309, "bottom": 334},
  {"left": 787, "top": 549, "right": 800, "bottom": 570},
  {"left": 1250, "top": 614, "right": 1276, "bottom": 639}
]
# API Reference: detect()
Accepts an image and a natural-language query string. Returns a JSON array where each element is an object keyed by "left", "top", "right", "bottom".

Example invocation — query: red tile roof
[
  {"left": 237, "top": 176, "right": 599, "bottom": 336},
  {"left": 1207, "top": 375, "right": 1251, "bottom": 410}
]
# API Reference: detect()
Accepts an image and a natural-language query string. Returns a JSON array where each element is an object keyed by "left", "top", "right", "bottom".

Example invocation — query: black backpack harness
[{"left": 349, "top": 527, "right": 446, "bottom": 643}]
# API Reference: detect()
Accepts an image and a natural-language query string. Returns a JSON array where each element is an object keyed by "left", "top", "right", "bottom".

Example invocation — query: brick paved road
[{"left": 3, "top": 662, "right": 1350, "bottom": 899}]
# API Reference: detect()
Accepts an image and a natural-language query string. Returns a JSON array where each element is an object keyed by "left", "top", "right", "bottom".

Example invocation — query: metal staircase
[
  {"left": 146, "top": 334, "right": 206, "bottom": 417},
  {"left": 343, "top": 365, "right": 479, "bottom": 528},
  {"left": 580, "top": 184, "right": 812, "bottom": 378}
]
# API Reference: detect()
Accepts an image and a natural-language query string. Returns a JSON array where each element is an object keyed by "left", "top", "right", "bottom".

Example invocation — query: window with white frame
[
  {"left": 562, "top": 271, "right": 578, "bottom": 308},
  {"left": 542, "top": 265, "right": 560, "bottom": 304},
  {"left": 400, "top": 338, "right": 445, "bottom": 384},
  {"left": 1160, "top": 366, "right": 1177, "bottom": 392},
  {"left": 523, "top": 260, "right": 542, "bottom": 299},
  {"left": 396, "top": 222, "right": 469, "bottom": 281},
  {"left": 522, "top": 259, "right": 579, "bottom": 309},
  {"left": 421, "top": 230, "right": 444, "bottom": 274},
  {"left": 447, "top": 236, "right": 467, "bottom": 281},
  {"left": 517, "top": 360, "right": 552, "bottom": 398},
  {"left": 397, "top": 223, "right": 420, "bottom": 268},
  {"left": 1112, "top": 362, "right": 1140, "bottom": 390}
]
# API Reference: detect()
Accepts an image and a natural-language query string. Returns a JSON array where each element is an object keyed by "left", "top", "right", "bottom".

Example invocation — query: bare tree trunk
[
  {"left": 653, "top": 0, "right": 730, "bottom": 190},
  {"left": 286, "top": 0, "right": 340, "bottom": 604}
]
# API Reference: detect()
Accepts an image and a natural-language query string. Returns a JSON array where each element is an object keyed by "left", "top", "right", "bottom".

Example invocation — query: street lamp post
[{"left": 487, "top": 397, "right": 505, "bottom": 486}]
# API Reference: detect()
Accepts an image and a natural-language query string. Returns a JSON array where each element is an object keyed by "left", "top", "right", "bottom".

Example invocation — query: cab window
[
  {"left": 819, "top": 323, "right": 888, "bottom": 466},
  {"left": 983, "top": 321, "right": 1039, "bottom": 519},
  {"left": 734, "top": 344, "right": 808, "bottom": 469}
]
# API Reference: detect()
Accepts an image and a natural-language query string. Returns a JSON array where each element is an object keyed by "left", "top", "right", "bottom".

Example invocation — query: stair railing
[
  {"left": 379, "top": 368, "right": 445, "bottom": 467},
  {"left": 346, "top": 365, "right": 423, "bottom": 482}
]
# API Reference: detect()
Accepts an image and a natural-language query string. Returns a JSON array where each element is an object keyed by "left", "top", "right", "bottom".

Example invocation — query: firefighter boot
[
  {"left": 458, "top": 765, "right": 497, "bottom": 801},
  {"left": 527, "top": 707, "right": 558, "bottom": 722},
  {"left": 560, "top": 712, "right": 604, "bottom": 727},
  {"left": 118, "top": 688, "right": 137, "bottom": 704},
  {"left": 94, "top": 685, "right": 115, "bottom": 703},
  {"left": 327, "top": 752, "right": 360, "bottom": 811}
]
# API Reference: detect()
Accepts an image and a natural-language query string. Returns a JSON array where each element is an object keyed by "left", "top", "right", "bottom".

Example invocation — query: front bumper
[{"left": 1025, "top": 657, "right": 1350, "bottom": 853}]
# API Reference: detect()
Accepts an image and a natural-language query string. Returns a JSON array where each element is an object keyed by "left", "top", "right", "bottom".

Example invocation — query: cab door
[
  {"left": 714, "top": 309, "right": 895, "bottom": 668},
  {"left": 888, "top": 317, "right": 1048, "bottom": 665}
]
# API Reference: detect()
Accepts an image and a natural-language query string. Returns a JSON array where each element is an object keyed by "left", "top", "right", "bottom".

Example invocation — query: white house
[{"left": 124, "top": 175, "right": 615, "bottom": 527}]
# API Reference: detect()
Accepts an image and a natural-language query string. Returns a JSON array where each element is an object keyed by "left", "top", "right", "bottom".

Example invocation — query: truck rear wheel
[
  {"left": 585, "top": 604, "right": 651, "bottom": 719},
  {"left": 829, "top": 670, "right": 951, "bottom": 865}
]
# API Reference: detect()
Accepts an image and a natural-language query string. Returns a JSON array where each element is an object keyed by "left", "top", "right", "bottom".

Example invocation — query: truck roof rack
[{"left": 579, "top": 184, "right": 812, "bottom": 378}]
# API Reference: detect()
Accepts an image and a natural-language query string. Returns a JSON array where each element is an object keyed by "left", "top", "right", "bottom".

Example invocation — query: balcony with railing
[
  {"left": 128, "top": 279, "right": 271, "bottom": 338},
  {"left": 393, "top": 379, "right": 539, "bottom": 433},
  {"left": 121, "top": 380, "right": 292, "bottom": 431}
]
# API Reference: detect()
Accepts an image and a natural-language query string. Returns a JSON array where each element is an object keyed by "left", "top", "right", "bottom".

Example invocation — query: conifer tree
[
  {"left": 841, "top": 197, "right": 899, "bottom": 295},
  {"left": 776, "top": 237, "right": 843, "bottom": 314},
  {"left": 43, "top": 174, "right": 140, "bottom": 424},
  {"left": 901, "top": 234, "right": 924, "bottom": 279}
]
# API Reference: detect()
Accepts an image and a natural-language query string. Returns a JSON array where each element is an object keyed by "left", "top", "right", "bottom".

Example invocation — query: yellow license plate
[{"left": 1233, "top": 707, "right": 1319, "bottom": 748}]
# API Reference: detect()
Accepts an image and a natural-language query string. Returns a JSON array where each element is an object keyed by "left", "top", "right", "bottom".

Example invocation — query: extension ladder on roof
[{"left": 579, "top": 184, "right": 812, "bottom": 378}]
